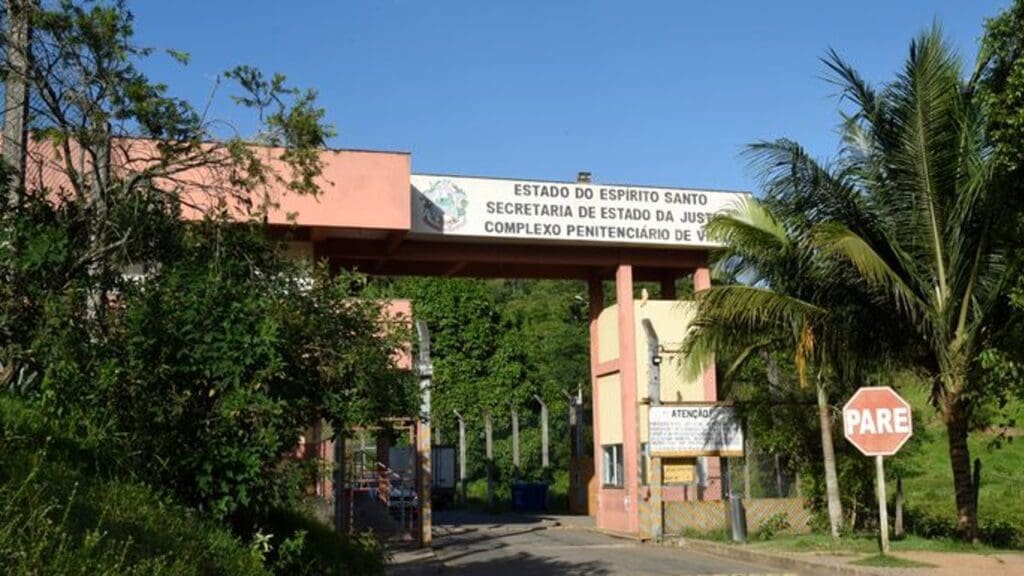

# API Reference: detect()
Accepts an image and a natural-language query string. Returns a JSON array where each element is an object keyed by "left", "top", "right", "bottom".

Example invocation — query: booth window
[{"left": 602, "top": 444, "right": 623, "bottom": 487}]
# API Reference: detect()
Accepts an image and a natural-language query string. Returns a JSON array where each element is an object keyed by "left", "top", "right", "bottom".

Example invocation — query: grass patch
[
  {"left": 751, "top": 533, "right": 998, "bottom": 555},
  {"left": 850, "top": 554, "right": 936, "bottom": 568},
  {"left": 894, "top": 383, "right": 1024, "bottom": 548}
]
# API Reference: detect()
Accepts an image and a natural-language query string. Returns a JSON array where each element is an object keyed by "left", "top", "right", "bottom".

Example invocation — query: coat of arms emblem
[{"left": 420, "top": 179, "right": 468, "bottom": 232}]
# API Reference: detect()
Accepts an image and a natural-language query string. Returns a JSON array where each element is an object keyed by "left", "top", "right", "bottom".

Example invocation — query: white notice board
[{"left": 649, "top": 405, "right": 744, "bottom": 457}]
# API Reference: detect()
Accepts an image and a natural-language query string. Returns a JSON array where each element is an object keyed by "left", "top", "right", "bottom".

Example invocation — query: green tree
[
  {"left": 755, "top": 29, "right": 1018, "bottom": 541},
  {"left": 975, "top": 0, "right": 1024, "bottom": 418},
  {"left": 0, "top": 5, "right": 411, "bottom": 573},
  {"left": 681, "top": 197, "right": 899, "bottom": 537}
]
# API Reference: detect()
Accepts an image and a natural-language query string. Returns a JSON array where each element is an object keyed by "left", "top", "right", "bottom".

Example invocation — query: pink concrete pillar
[
  {"left": 616, "top": 265, "right": 640, "bottom": 533},
  {"left": 694, "top": 267, "right": 716, "bottom": 401},
  {"left": 694, "top": 266, "right": 723, "bottom": 500},
  {"left": 587, "top": 277, "right": 603, "bottom": 519}
]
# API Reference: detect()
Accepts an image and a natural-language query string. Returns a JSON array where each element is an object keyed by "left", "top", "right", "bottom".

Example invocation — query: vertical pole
[
  {"left": 333, "top": 433, "right": 349, "bottom": 533},
  {"left": 535, "top": 395, "right": 549, "bottom": 471},
  {"left": 894, "top": 475, "right": 904, "bottom": 538},
  {"left": 485, "top": 412, "right": 493, "bottom": 509},
  {"left": 642, "top": 318, "right": 663, "bottom": 539},
  {"left": 454, "top": 410, "right": 467, "bottom": 505},
  {"left": 415, "top": 320, "right": 433, "bottom": 547},
  {"left": 588, "top": 277, "right": 603, "bottom": 520},
  {"left": 567, "top": 391, "right": 577, "bottom": 459},
  {"left": 575, "top": 385, "right": 584, "bottom": 462},
  {"left": 743, "top": 430, "right": 752, "bottom": 499},
  {"left": 876, "top": 455, "right": 890, "bottom": 554},
  {"left": 2, "top": 0, "right": 32, "bottom": 195},
  {"left": 511, "top": 405, "right": 520, "bottom": 481}
]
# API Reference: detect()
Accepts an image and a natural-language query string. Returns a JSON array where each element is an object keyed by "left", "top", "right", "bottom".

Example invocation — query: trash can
[
  {"left": 511, "top": 482, "right": 548, "bottom": 512},
  {"left": 728, "top": 495, "right": 748, "bottom": 542}
]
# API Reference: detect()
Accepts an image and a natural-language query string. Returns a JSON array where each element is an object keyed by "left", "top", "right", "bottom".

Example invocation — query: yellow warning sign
[{"left": 662, "top": 458, "right": 696, "bottom": 484}]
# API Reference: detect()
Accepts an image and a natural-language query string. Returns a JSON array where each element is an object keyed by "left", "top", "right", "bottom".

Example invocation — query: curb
[
  {"left": 578, "top": 525, "right": 643, "bottom": 541},
  {"left": 386, "top": 548, "right": 444, "bottom": 576},
  {"left": 669, "top": 538, "right": 885, "bottom": 576}
]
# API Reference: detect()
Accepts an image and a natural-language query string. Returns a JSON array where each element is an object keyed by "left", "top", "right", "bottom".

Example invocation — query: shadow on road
[
  {"left": 436, "top": 550, "right": 612, "bottom": 576},
  {"left": 432, "top": 508, "right": 556, "bottom": 526}
]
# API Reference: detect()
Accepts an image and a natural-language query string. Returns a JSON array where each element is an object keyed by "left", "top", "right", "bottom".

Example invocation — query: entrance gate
[
  {"left": 23, "top": 145, "right": 749, "bottom": 541},
  {"left": 265, "top": 152, "right": 746, "bottom": 539}
]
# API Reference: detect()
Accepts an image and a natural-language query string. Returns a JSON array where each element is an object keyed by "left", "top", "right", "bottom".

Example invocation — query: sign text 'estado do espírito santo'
[{"left": 410, "top": 175, "right": 747, "bottom": 248}]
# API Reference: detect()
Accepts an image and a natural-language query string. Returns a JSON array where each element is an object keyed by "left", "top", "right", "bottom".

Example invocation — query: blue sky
[{"left": 132, "top": 1, "right": 1008, "bottom": 193}]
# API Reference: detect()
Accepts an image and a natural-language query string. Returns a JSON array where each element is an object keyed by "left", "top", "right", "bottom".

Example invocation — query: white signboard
[
  {"left": 649, "top": 405, "right": 744, "bottom": 457},
  {"left": 410, "top": 174, "right": 746, "bottom": 249}
]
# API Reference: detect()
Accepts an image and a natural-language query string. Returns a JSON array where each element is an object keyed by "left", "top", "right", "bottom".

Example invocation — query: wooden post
[
  {"left": 876, "top": 455, "right": 890, "bottom": 554},
  {"left": 511, "top": 405, "right": 520, "bottom": 481},
  {"left": 485, "top": 412, "right": 493, "bottom": 509}
]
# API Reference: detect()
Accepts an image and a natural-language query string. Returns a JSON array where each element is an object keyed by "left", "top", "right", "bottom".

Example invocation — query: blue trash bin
[{"left": 511, "top": 482, "right": 548, "bottom": 512}]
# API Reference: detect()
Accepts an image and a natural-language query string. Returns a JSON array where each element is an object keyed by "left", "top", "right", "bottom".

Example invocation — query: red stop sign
[{"left": 842, "top": 387, "right": 913, "bottom": 456}]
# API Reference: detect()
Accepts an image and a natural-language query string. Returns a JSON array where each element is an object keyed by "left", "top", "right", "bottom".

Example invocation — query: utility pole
[{"left": 2, "top": 0, "right": 33, "bottom": 197}]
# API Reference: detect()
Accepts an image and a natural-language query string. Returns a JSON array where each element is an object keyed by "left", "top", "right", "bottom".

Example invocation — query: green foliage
[
  {"left": 756, "top": 512, "right": 791, "bottom": 541},
  {"left": 377, "top": 277, "right": 589, "bottom": 487},
  {"left": 259, "top": 508, "right": 387, "bottom": 576},
  {"left": 723, "top": 24, "right": 1022, "bottom": 542},
  {"left": 0, "top": 396, "right": 271, "bottom": 576},
  {"left": 979, "top": 0, "right": 1024, "bottom": 174},
  {"left": 2, "top": 1, "right": 394, "bottom": 573},
  {"left": 10, "top": 211, "right": 414, "bottom": 520}
]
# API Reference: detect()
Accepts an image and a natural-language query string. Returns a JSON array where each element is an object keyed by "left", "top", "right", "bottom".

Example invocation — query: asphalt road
[{"left": 419, "top": 511, "right": 798, "bottom": 576}]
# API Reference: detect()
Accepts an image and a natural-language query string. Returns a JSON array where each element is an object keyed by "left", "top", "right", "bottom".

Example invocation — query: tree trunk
[
  {"left": 945, "top": 398, "right": 979, "bottom": 542},
  {"left": 817, "top": 381, "right": 844, "bottom": 539}
]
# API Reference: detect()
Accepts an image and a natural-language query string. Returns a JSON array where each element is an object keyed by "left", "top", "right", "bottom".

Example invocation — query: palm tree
[
  {"left": 681, "top": 197, "right": 891, "bottom": 538},
  {"left": 750, "top": 29, "right": 1015, "bottom": 541}
]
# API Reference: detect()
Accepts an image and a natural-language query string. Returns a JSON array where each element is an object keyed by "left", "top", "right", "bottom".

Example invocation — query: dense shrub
[
  {"left": 260, "top": 508, "right": 387, "bottom": 576},
  {"left": 905, "top": 507, "right": 1024, "bottom": 549},
  {"left": 0, "top": 396, "right": 270, "bottom": 576},
  {"left": 3, "top": 198, "right": 414, "bottom": 520}
]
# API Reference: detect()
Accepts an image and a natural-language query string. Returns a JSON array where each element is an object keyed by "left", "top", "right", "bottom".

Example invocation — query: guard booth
[{"left": 590, "top": 292, "right": 726, "bottom": 537}]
